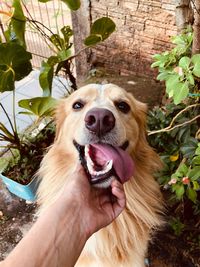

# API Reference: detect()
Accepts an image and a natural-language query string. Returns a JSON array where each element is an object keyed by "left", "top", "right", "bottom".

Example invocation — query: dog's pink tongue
[{"left": 90, "top": 143, "right": 134, "bottom": 183}]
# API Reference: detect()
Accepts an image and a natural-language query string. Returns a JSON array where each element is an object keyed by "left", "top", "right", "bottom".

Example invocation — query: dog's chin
[
  {"left": 73, "top": 140, "right": 129, "bottom": 188},
  {"left": 92, "top": 175, "right": 116, "bottom": 188}
]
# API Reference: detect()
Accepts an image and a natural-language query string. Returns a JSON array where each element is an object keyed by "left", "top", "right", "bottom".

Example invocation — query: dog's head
[{"left": 53, "top": 83, "right": 148, "bottom": 188}]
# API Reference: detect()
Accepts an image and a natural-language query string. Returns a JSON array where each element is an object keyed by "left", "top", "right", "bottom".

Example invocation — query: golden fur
[{"left": 37, "top": 84, "right": 163, "bottom": 267}]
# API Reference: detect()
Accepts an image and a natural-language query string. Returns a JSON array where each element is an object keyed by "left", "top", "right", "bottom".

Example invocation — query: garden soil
[{"left": 0, "top": 74, "right": 199, "bottom": 266}]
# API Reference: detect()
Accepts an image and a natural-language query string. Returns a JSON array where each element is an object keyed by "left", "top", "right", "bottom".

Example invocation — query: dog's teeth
[{"left": 85, "top": 145, "right": 113, "bottom": 177}]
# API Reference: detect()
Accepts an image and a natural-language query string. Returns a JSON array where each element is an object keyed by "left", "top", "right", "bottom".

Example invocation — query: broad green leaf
[
  {"left": 178, "top": 56, "right": 190, "bottom": 69},
  {"left": 181, "top": 138, "right": 198, "bottom": 158},
  {"left": 174, "top": 184, "right": 185, "bottom": 199},
  {"left": 195, "top": 145, "right": 200, "bottom": 155},
  {"left": 192, "top": 155, "right": 200, "bottom": 165},
  {"left": 187, "top": 187, "right": 197, "bottom": 203},
  {"left": 39, "top": 0, "right": 81, "bottom": 10},
  {"left": 191, "top": 54, "right": 200, "bottom": 77},
  {"left": 173, "top": 82, "right": 189, "bottom": 104},
  {"left": 166, "top": 74, "right": 180, "bottom": 97},
  {"left": 176, "top": 163, "right": 188, "bottom": 177},
  {"left": 187, "top": 74, "right": 195, "bottom": 85},
  {"left": 47, "top": 56, "right": 59, "bottom": 66},
  {"left": 84, "top": 35, "right": 102, "bottom": 46},
  {"left": 157, "top": 72, "right": 171, "bottom": 81},
  {"left": 0, "top": 43, "right": 32, "bottom": 92},
  {"left": 192, "top": 181, "right": 200, "bottom": 190},
  {"left": 57, "top": 49, "right": 71, "bottom": 61},
  {"left": 151, "top": 61, "right": 161, "bottom": 68},
  {"left": 39, "top": 61, "right": 54, "bottom": 97},
  {"left": 12, "top": 0, "right": 26, "bottom": 47},
  {"left": 188, "top": 166, "right": 200, "bottom": 181},
  {"left": 18, "top": 97, "right": 58, "bottom": 117},
  {"left": 84, "top": 17, "right": 116, "bottom": 46}
]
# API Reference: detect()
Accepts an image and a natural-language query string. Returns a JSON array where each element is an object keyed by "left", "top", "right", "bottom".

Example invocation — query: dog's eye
[
  {"left": 72, "top": 101, "right": 84, "bottom": 110},
  {"left": 115, "top": 101, "right": 130, "bottom": 114}
]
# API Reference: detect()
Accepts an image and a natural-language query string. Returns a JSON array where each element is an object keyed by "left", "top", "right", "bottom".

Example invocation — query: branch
[{"left": 148, "top": 103, "right": 200, "bottom": 136}]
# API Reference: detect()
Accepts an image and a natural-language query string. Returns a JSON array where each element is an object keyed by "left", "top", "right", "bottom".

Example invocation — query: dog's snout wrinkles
[{"left": 85, "top": 108, "right": 115, "bottom": 135}]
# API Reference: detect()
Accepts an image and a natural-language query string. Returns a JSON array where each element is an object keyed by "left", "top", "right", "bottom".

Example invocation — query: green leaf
[
  {"left": 176, "top": 163, "right": 188, "bottom": 177},
  {"left": 57, "top": 49, "right": 71, "bottom": 61},
  {"left": 166, "top": 74, "right": 180, "bottom": 97},
  {"left": 39, "top": 0, "right": 81, "bottom": 10},
  {"left": 84, "top": 35, "right": 102, "bottom": 46},
  {"left": 181, "top": 138, "right": 198, "bottom": 158},
  {"left": 187, "top": 74, "right": 195, "bottom": 85},
  {"left": 187, "top": 187, "right": 197, "bottom": 203},
  {"left": 174, "top": 184, "right": 185, "bottom": 199},
  {"left": 0, "top": 122, "right": 15, "bottom": 140},
  {"left": 157, "top": 72, "right": 171, "bottom": 81},
  {"left": 0, "top": 43, "right": 32, "bottom": 92},
  {"left": 195, "top": 146, "right": 200, "bottom": 156},
  {"left": 11, "top": 0, "right": 26, "bottom": 47},
  {"left": 188, "top": 166, "right": 200, "bottom": 181},
  {"left": 151, "top": 61, "right": 161, "bottom": 68},
  {"left": 193, "top": 155, "right": 200, "bottom": 165},
  {"left": 173, "top": 82, "right": 189, "bottom": 104},
  {"left": 50, "top": 34, "right": 64, "bottom": 50},
  {"left": 84, "top": 17, "right": 116, "bottom": 46},
  {"left": 18, "top": 97, "right": 58, "bottom": 117},
  {"left": 178, "top": 56, "right": 190, "bottom": 69},
  {"left": 61, "top": 26, "right": 73, "bottom": 48},
  {"left": 192, "top": 181, "right": 200, "bottom": 191},
  {"left": 191, "top": 54, "right": 200, "bottom": 77},
  {"left": 39, "top": 61, "right": 54, "bottom": 97}
]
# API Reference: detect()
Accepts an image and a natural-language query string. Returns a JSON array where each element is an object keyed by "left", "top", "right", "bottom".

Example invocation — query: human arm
[{"left": 1, "top": 166, "right": 126, "bottom": 267}]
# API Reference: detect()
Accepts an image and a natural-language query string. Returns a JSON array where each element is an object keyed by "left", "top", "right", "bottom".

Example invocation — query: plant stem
[
  {"left": 0, "top": 103, "right": 15, "bottom": 135},
  {"left": 0, "top": 17, "right": 7, "bottom": 42},
  {"left": 12, "top": 90, "right": 18, "bottom": 136},
  {"left": 148, "top": 103, "right": 200, "bottom": 135}
]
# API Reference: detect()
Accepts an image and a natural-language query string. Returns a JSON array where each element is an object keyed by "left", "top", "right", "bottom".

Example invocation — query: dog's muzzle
[{"left": 74, "top": 140, "right": 134, "bottom": 188}]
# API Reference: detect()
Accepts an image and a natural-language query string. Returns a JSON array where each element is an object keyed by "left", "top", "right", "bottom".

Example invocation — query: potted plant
[{"left": 0, "top": 0, "right": 116, "bottom": 201}]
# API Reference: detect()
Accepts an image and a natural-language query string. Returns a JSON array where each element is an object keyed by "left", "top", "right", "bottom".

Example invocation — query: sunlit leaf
[
  {"left": 39, "top": 61, "right": 54, "bottom": 97},
  {"left": 11, "top": 0, "right": 26, "bottom": 47},
  {"left": 39, "top": 0, "right": 81, "bottom": 10},
  {"left": 18, "top": 97, "right": 58, "bottom": 117},
  {"left": 84, "top": 17, "right": 116, "bottom": 46},
  {"left": 191, "top": 54, "right": 200, "bottom": 77},
  {"left": 178, "top": 56, "right": 190, "bottom": 70},
  {"left": 187, "top": 187, "right": 197, "bottom": 203},
  {"left": 0, "top": 43, "right": 32, "bottom": 92}
]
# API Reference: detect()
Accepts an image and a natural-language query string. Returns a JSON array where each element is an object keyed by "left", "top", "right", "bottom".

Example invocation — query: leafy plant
[
  {"left": 148, "top": 29, "right": 200, "bottom": 237},
  {"left": 151, "top": 27, "right": 200, "bottom": 104},
  {"left": 0, "top": 0, "right": 116, "bottom": 184}
]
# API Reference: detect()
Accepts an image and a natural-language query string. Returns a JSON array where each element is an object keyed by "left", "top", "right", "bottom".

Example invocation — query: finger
[{"left": 111, "top": 180, "right": 126, "bottom": 218}]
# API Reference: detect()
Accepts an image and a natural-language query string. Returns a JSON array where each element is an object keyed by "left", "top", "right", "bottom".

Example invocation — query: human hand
[{"left": 61, "top": 165, "right": 126, "bottom": 236}]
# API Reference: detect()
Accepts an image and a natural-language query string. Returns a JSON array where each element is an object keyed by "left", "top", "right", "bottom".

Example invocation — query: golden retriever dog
[{"left": 37, "top": 83, "right": 163, "bottom": 267}]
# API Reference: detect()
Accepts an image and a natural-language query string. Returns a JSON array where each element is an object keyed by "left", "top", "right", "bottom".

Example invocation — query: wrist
[{"left": 54, "top": 192, "right": 91, "bottom": 240}]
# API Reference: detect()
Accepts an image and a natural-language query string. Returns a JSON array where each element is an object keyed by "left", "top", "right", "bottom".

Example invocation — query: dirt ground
[{"left": 1, "top": 74, "right": 199, "bottom": 266}]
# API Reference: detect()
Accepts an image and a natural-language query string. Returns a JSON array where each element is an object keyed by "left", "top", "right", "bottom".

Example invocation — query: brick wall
[{"left": 72, "top": 0, "right": 178, "bottom": 78}]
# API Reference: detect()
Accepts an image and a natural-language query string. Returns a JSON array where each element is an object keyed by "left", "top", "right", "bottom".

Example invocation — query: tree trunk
[
  {"left": 192, "top": 0, "right": 200, "bottom": 54},
  {"left": 175, "top": 0, "right": 193, "bottom": 32},
  {"left": 71, "top": 0, "right": 92, "bottom": 83}
]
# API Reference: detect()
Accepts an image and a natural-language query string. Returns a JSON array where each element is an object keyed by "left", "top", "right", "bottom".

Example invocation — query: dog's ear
[
  {"left": 134, "top": 99, "right": 148, "bottom": 133},
  {"left": 54, "top": 99, "right": 67, "bottom": 141},
  {"left": 129, "top": 95, "right": 162, "bottom": 172}
]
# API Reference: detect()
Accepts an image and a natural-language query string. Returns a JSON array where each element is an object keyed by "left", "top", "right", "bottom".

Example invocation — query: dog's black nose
[{"left": 85, "top": 108, "right": 115, "bottom": 136}]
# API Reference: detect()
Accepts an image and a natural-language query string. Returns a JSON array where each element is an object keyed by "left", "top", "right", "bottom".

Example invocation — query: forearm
[{"left": 2, "top": 196, "right": 88, "bottom": 267}]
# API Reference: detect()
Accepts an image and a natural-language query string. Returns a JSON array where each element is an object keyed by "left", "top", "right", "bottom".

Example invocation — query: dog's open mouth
[{"left": 74, "top": 140, "right": 134, "bottom": 187}]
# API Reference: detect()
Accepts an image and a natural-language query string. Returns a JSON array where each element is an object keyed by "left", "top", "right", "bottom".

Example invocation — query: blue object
[{"left": 0, "top": 173, "right": 38, "bottom": 202}]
